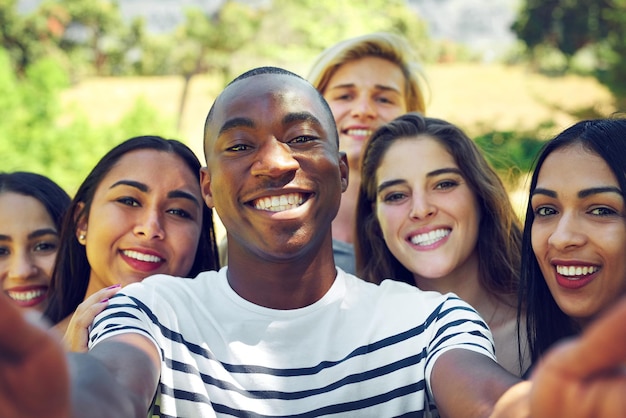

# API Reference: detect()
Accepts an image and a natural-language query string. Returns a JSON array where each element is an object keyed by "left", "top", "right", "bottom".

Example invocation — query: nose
[
  {"left": 547, "top": 212, "right": 586, "bottom": 250},
  {"left": 7, "top": 251, "right": 37, "bottom": 280},
  {"left": 251, "top": 139, "right": 299, "bottom": 178},
  {"left": 409, "top": 192, "right": 436, "bottom": 220},
  {"left": 350, "top": 96, "right": 376, "bottom": 119},
  {"left": 133, "top": 208, "right": 165, "bottom": 240}
]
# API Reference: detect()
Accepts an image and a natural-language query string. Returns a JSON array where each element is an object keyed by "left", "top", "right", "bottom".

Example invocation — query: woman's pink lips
[
  {"left": 120, "top": 250, "right": 165, "bottom": 273},
  {"left": 554, "top": 269, "right": 598, "bottom": 290}
]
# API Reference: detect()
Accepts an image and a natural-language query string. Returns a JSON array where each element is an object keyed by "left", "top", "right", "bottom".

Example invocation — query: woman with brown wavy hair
[{"left": 355, "top": 112, "right": 528, "bottom": 376}]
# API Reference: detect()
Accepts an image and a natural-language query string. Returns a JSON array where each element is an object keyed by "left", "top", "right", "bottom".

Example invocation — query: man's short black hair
[{"left": 204, "top": 66, "right": 339, "bottom": 153}]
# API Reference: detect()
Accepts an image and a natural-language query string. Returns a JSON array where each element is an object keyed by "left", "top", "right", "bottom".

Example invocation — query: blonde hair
[{"left": 307, "top": 32, "right": 428, "bottom": 113}]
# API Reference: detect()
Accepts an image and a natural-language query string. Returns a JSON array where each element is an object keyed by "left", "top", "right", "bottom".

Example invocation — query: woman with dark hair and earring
[
  {"left": 44, "top": 135, "right": 220, "bottom": 351},
  {"left": 0, "top": 172, "right": 71, "bottom": 313},
  {"left": 355, "top": 112, "right": 529, "bottom": 376},
  {"left": 519, "top": 117, "right": 626, "bottom": 374}
]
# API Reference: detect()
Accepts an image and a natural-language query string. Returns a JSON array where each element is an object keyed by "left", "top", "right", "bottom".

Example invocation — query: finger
[
  {"left": 74, "top": 284, "right": 121, "bottom": 316},
  {"left": 74, "top": 300, "right": 111, "bottom": 328},
  {"left": 64, "top": 297, "right": 114, "bottom": 352},
  {"left": 550, "top": 297, "right": 626, "bottom": 378}
]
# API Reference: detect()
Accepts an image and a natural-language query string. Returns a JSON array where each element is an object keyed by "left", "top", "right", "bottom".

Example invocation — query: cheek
[
  {"left": 171, "top": 227, "right": 201, "bottom": 273},
  {"left": 327, "top": 102, "right": 347, "bottom": 121},
  {"left": 39, "top": 253, "right": 57, "bottom": 283},
  {"left": 378, "top": 107, "right": 404, "bottom": 123},
  {"left": 603, "top": 234, "right": 626, "bottom": 286},
  {"left": 530, "top": 223, "right": 546, "bottom": 257},
  {"left": 376, "top": 205, "right": 403, "bottom": 242}
]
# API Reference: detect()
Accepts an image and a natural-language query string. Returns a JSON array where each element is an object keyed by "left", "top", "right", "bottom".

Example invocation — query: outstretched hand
[
  {"left": 64, "top": 284, "right": 121, "bottom": 352},
  {"left": 529, "top": 296, "right": 626, "bottom": 417},
  {"left": 0, "top": 293, "right": 70, "bottom": 418},
  {"left": 491, "top": 297, "right": 626, "bottom": 418}
]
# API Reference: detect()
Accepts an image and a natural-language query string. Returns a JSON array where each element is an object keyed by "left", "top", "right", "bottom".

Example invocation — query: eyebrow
[
  {"left": 377, "top": 168, "right": 462, "bottom": 194},
  {"left": 282, "top": 112, "right": 324, "bottom": 129},
  {"left": 0, "top": 228, "right": 58, "bottom": 243},
  {"left": 579, "top": 186, "right": 623, "bottom": 199},
  {"left": 28, "top": 228, "right": 58, "bottom": 240},
  {"left": 532, "top": 186, "right": 623, "bottom": 199},
  {"left": 328, "top": 83, "right": 402, "bottom": 94},
  {"left": 218, "top": 117, "right": 255, "bottom": 136},
  {"left": 110, "top": 180, "right": 201, "bottom": 208}
]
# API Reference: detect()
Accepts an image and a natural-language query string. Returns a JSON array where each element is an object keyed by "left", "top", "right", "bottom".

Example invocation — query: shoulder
[
  {"left": 341, "top": 271, "right": 469, "bottom": 316},
  {"left": 119, "top": 269, "right": 222, "bottom": 302}
]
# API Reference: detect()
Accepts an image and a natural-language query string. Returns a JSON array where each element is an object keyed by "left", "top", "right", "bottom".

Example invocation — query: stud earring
[{"left": 79, "top": 233, "right": 86, "bottom": 242}]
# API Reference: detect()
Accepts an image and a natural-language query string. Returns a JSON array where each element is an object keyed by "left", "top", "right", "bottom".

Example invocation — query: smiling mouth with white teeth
[
  {"left": 122, "top": 250, "right": 164, "bottom": 263},
  {"left": 252, "top": 193, "right": 306, "bottom": 212},
  {"left": 344, "top": 128, "right": 372, "bottom": 138},
  {"left": 410, "top": 228, "right": 451, "bottom": 246},
  {"left": 556, "top": 265, "right": 599, "bottom": 278},
  {"left": 6, "top": 288, "right": 47, "bottom": 303}
]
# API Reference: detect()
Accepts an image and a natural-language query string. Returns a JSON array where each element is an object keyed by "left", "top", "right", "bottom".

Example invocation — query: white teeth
[
  {"left": 122, "top": 250, "right": 163, "bottom": 263},
  {"left": 345, "top": 129, "right": 372, "bottom": 137},
  {"left": 410, "top": 229, "right": 450, "bottom": 246},
  {"left": 7, "top": 289, "right": 45, "bottom": 302},
  {"left": 254, "top": 193, "right": 304, "bottom": 212},
  {"left": 556, "top": 265, "right": 598, "bottom": 277}
]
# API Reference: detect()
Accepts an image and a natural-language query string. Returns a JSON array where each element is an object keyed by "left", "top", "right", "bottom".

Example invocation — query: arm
[
  {"left": 431, "top": 348, "right": 522, "bottom": 418},
  {"left": 0, "top": 292, "right": 160, "bottom": 418},
  {"left": 0, "top": 294, "right": 69, "bottom": 418},
  {"left": 69, "top": 334, "right": 161, "bottom": 418}
]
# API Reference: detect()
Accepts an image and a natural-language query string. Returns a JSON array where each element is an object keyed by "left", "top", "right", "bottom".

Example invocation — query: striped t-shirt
[{"left": 89, "top": 267, "right": 495, "bottom": 417}]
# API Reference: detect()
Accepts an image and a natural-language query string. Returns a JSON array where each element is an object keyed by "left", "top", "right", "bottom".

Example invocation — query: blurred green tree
[
  {"left": 171, "top": 1, "right": 262, "bottom": 131},
  {"left": 0, "top": 46, "right": 175, "bottom": 193},
  {"left": 53, "top": 0, "right": 147, "bottom": 76},
  {"left": 0, "top": 0, "right": 69, "bottom": 75},
  {"left": 513, "top": 0, "right": 626, "bottom": 100},
  {"left": 251, "top": 0, "right": 431, "bottom": 71}
]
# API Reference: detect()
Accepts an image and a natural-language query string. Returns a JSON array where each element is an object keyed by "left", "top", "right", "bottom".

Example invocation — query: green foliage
[
  {"left": 0, "top": 47, "right": 176, "bottom": 194},
  {"left": 250, "top": 0, "right": 431, "bottom": 73},
  {"left": 474, "top": 123, "right": 552, "bottom": 186},
  {"left": 0, "top": 0, "right": 66, "bottom": 75},
  {"left": 513, "top": 0, "right": 626, "bottom": 99}
]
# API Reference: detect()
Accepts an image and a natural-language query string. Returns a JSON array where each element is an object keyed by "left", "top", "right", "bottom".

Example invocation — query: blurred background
[{"left": 2, "top": 0, "right": 623, "bottom": 209}]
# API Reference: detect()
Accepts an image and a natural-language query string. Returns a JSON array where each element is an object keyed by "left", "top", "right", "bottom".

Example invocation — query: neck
[
  {"left": 332, "top": 169, "right": 360, "bottom": 244},
  {"left": 84, "top": 273, "right": 105, "bottom": 301},
  {"left": 225, "top": 232, "right": 338, "bottom": 309}
]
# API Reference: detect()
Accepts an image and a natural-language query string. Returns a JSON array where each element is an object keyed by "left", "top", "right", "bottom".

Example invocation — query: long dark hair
[
  {"left": 356, "top": 113, "right": 522, "bottom": 303},
  {"left": 0, "top": 171, "right": 71, "bottom": 232},
  {"left": 45, "top": 135, "right": 220, "bottom": 324},
  {"left": 521, "top": 118, "right": 626, "bottom": 363}
]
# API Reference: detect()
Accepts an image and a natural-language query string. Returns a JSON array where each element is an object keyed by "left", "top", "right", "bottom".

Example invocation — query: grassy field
[{"left": 61, "top": 63, "right": 616, "bottom": 158}]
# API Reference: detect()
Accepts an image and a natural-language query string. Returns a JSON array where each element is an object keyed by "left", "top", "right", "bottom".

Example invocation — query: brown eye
[
  {"left": 117, "top": 197, "right": 140, "bottom": 207},
  {"left": 535, "top": 206, "right": 556, "bottom": 217},
  {"left": 590, "top": 207, "right": 617, "bottom": 216}
]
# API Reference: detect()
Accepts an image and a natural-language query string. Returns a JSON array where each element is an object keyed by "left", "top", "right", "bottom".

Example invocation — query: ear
[
  {"left": 339, "top": 152, "right": 349, "bottom": 193},
  {"left": 74, "top": 202, "right": 88, "bottom": 245},
  {"left": 200, "top": 167, "right": 215, "bottom": 209}
]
